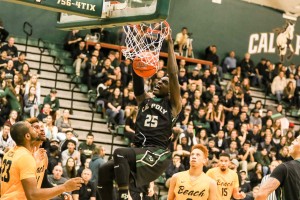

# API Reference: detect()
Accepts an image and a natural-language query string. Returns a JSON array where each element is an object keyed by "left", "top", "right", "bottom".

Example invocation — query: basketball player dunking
[
  {"left": 98, "top": 35, "right": 182, "bottom": 200},
  {"left": 168, "top": 144, "right": 217, "bottom": 200}
]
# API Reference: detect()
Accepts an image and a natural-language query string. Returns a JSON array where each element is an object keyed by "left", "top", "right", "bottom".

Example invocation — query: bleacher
[{"left": 13, "top": 38, "right": 128, "bottom": 157}]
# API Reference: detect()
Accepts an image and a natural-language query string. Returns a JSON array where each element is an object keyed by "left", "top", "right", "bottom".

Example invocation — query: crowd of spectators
[{"left": 1, "top": 25, "right": 300, "bottom": 199}]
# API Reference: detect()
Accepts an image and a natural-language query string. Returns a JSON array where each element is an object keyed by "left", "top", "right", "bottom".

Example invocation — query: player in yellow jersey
[
  {"left": 26, "top": 117, "right": 51, "bottom": 188},
  {"left": 168, "top": 144, "right": 217, "bottom": 200},
  {"left": 206, "top": 153, "right": 246, "bottom": 200},
  {"left": 0, "top": 121, "right": 83, "bottom": 200}
]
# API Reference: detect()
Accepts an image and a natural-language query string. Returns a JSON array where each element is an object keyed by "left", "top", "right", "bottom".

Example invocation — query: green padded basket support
[{"left": 79, "top": 84, "right": 88, "bottom": 93}]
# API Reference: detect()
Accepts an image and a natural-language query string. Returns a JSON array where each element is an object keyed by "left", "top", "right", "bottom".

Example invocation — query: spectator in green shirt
[
  {"left": 0, "top": 79, "right": 22, "bottom": 115},
  {"left": 43, "top": 88, "right": 60, "bottom": 118}
]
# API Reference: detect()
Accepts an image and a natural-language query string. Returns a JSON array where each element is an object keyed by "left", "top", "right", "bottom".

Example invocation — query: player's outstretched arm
[
  {"left": 167, "top": 174, "right": 178, "bottom": 200},
  {"left": 167, "top": 35, "right": 182, "bottom": 117},
  {"left": 132, "top": 70, "right": 150, "bottom": 105},
  {"left": 208, "top": 179, "right": 217, "bottom": 200},
  {"left": 255, "top": 177, "right": 280, "bottom": 200},
  {"left": 22, "top": 177, "right": 83, "bottom": 200}
]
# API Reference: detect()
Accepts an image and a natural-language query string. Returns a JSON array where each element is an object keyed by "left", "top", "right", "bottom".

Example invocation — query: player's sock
[{"left": 113, "top": 149, "right": 131, "bottom": 186}]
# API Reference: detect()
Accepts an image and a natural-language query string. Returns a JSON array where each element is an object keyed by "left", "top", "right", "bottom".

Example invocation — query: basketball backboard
[{"left": 56, "top": 0, "right": 171, "bottom": 30}]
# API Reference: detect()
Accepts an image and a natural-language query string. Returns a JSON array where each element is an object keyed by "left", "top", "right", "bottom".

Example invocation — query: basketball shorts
[{"left": 132, "top": 147, "right": 171, "bottom": 187}]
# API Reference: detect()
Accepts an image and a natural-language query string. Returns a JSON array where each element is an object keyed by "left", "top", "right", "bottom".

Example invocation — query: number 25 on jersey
[{"left": 144, "top": 114, "right": 158, "bottom": 127}]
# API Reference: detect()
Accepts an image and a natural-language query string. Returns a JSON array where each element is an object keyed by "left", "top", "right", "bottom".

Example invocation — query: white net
[{"left": 122, "top": 21, "right": 170, "bottom": 67}]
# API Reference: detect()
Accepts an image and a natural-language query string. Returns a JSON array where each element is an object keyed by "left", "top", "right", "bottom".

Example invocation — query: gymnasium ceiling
[{"left": 242, "top": 0, "right": 300, "bottom": 19}]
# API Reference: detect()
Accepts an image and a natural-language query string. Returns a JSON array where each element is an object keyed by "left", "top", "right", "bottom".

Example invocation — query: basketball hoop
[{"left": 122, "top": 21, "right": 170, "bottom": 70}]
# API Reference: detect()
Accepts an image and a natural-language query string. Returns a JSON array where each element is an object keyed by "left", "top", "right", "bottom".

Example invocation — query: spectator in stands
[
  {"left": 196, "top": 128, "right": 209, "bottom": 145},
  {"left": 202, "top": 84, "right": 217, "bottom": 104},
  {"left": 61, "top": 140, "right": 81, "bottom": 170},
  {"left": 238, "top": 140, "right": 257, "bottom": 173},
  {"left": 241, "top": 77, "right": 252, "bottom": 105},
  {"left": 174, "top": 27, "right": 192, "bottom": 57},
  {"left": 0, "top": 97, "right": 10, "bottom": 126},
  {"left": 178, "top": 67, "right": 188, "bottom": 94},
  {"left": 226, "top": 75, "right": 240, "bottom": 92},
  {"left": 0, "top": 124, "right": 15, "bottom": 162},
  {"left": 207, "top": 138, "right": 221, "bottom": 160},
  {"left": 0, "top": 69, "right": 5, "bottom": 82},
  {"left": 13, "top": 52, "right": 26, "bottom": 72},
  {"left": 0, "top": 37, "right": 18, "bottom": 61},
  {"left": 0, "top": 50, "right": 8, "bottom": 69},
  {"left": 89, "top": 146, "right": 106, "bottom": 184},
  {"left": 108, "top": 50, "right": 120, "bottom": 68},
  {"left": 64, "top": 29, "right": 82, "bottom": 52},
  {"left": 211, "top": 64, "right": 222, "bottom": 86},
  {"left": 60, "top": 130, "right": 78, "bottom": 152},
  {"left": 221, "top": 90, "right": 235, "bottom": 114},
  {"left": 85, "top": 55, "right": 101, "bottom": 91},
  {"left": 223, "top": 50, "right": 237, "bottom": 74},
  {"left": 79, "top": 132, "right": 96, "bottom": 164},
  {"left": 214, "top": 130, "right": 228, "bottom": 151},
  {"left": 254, "top": 147, "right": 270, "bottom": 175},
  {"left": 249, "top": 109, "right": 262, "bottom": 130},
  {"left": 205, "top": 45, "right": 219, "bottom": 66},
  {"left": 165, "top": 154, "right": 185, "bottom": 188},
  {"left": 25, "top": 74, "right": 41, "bottom": 104},
  {"left": 37, "top": 103, "right": 51, "bottom": 122},
  {"left": 239, "top": 53, "right": 255, "bottom": 79},
  {"left": 47, "top": 165, "right": 69, "bottom": 199},
  {"left": 47, "top": 144, "right": 61, "bottom": 174},
  {"left": 23, "top": 86, "right": 39, "bottom": 118},
  {"left": 44, "top": 115, "right": 58, "bottom": 141},
  {"left": 249, "top": 163, "right": 263, "bottom": 188},
  {"left": 277, "top": 146, "right": 292, "bottom": 162},
  {"left": 124, "top": 106, "right": 137, "bottom": 146},
  {"left": 239, "top": 170, "right": 251, "bottom": 194},
  {"left": 72, "top": 40, "right": 88, "bottom": 77},
  {"left": 188, "top": 65, "right": 202, "bottom": 86},
  {"left": 225, "top": 140, "right": 239, "bottom": 160},
  {"left": 283, "top": 80, "right": 295, "bottom": 107},
  {"left": 0, "top": 79, "right": 22, "bottom": 115},
  {"left": 4, "top": 109, "right": 18, "bottom": 127},
  {"left": 4, "top": 59, "right": 14, "bottom": 78},
  {"left": 77, "top": 157, "right": 91, "bottom": 177},
  {"left": 55, "top": 109, "right": 72, "bottom": 133},
  {"left": 180, "top": 123, "right": 197, "bottom": 147},
  {"left": 271, "top": 71, "right": 287, "bottom": 103},
  {"left": 119, "top": 58, "right": 132, "bottom": 87},
  {"left": 255, "top": 58, "right": 267, "bottom": 88},
  {"left": 100, "top": 58, "right": 115, "bottom": 83},
  {"left": 95, "top": 77, "right": 112, "bottom": 115},
  {"left": 123, "top": 90, "right": 137, "bottom": 108},
  {"left": 90, "top": 43, "right": 104, "bottom": 61},
  {"left": 0, "top": 18, "right": 9, "bottom": 45},
  {"left": 106, "top": 87, "right": 125, "bottom": 128},
  {"left": 19, "top": 63, "right": 31, "bottom": 84},
  {"left": 13, "top": 73, "right": 24, "bottom": 95},
  {"left": 222, "top": 120, "right": 235, "bottom": 139},
  {"left": 63, "top": 157, "right": 77, "bottom": 179},
  {"left": 43, "top": 88, "right": 60, "bottom": 119},
  {"left": 200, "top": 69, "right": 212, "bottom": 88},
  {"left": 193, "top": 107, "right": 211, "bottom": 134},
  {"left": 72, "top": 169, "right": 96, "bottom": 200}
]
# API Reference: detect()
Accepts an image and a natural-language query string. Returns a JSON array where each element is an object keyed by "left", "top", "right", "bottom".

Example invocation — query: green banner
[{"left": 5, "top": 0, "right": 103, "bottom": 18}]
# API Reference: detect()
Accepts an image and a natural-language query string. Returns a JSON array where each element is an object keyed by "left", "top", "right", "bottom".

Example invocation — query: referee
[{"left": 256, "top": 136, "right": 300, "bottom": 200}]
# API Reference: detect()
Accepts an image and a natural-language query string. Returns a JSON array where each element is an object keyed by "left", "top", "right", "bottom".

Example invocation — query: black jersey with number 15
[{"left": 134, "top": 97, "right": 176, "bottom": 149}]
